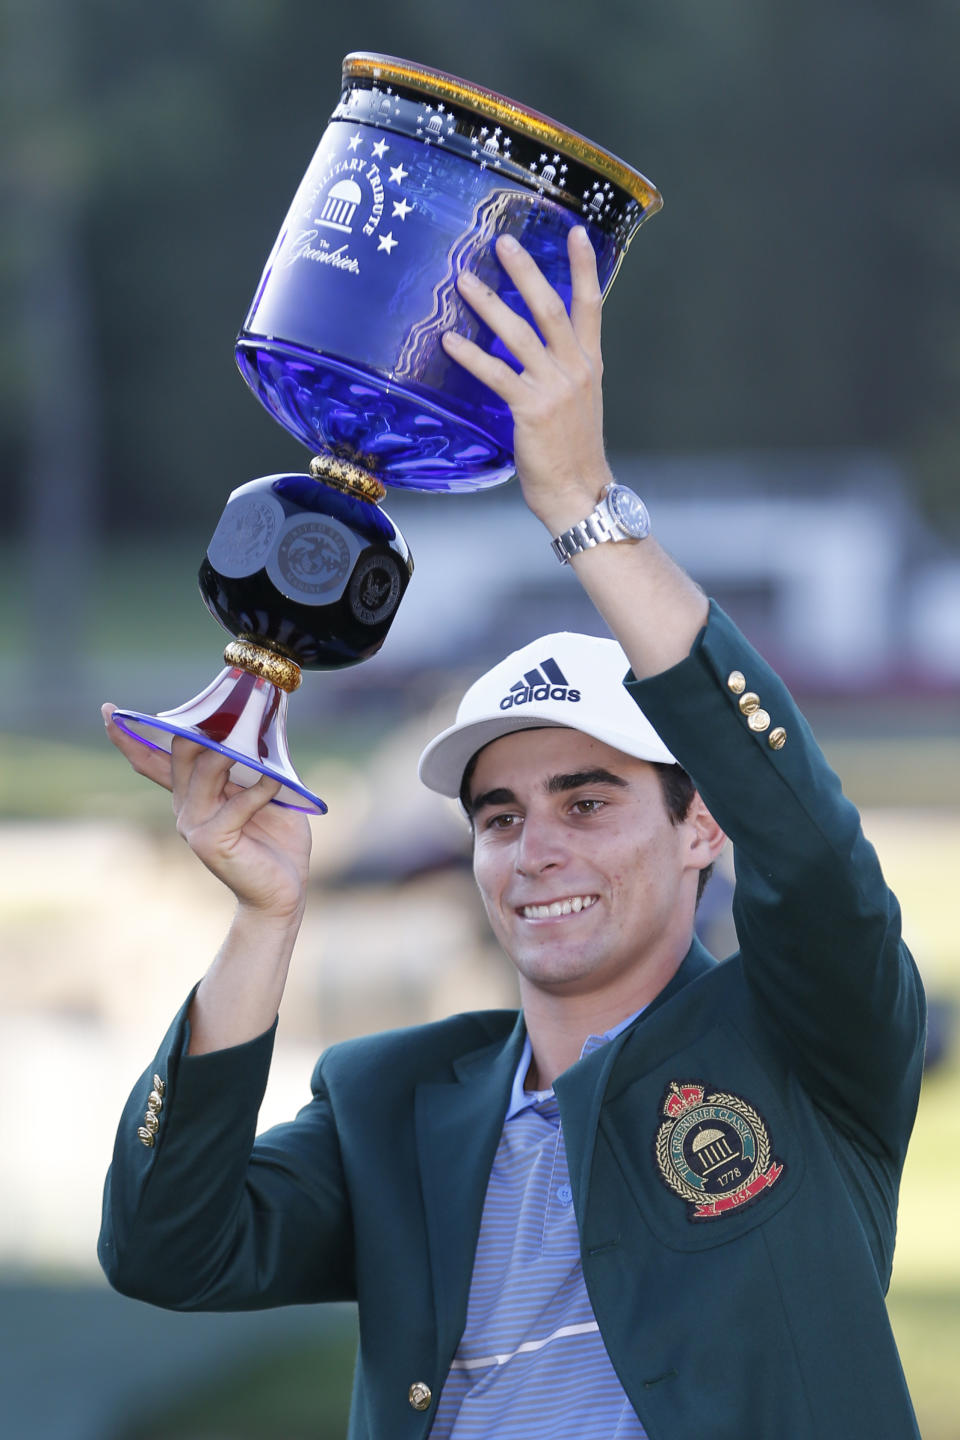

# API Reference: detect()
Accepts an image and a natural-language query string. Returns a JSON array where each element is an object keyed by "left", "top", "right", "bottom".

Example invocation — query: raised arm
[
  {"left": 443, "top": 231, "right": 925, "bottom": 1156},
  {"left": 441, "top": 227, "right": 708, "bottom": 680},
  {"left": 102, "top": 705, "right": 311, "bottom": 1052},
  {"left": 99, "top": 708, "right": 357, "bottom": 1310}
]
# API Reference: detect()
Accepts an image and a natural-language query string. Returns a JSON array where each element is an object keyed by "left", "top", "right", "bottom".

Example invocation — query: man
[{"left": 99, "top": 229, "right": 925, "bottom": 1438}]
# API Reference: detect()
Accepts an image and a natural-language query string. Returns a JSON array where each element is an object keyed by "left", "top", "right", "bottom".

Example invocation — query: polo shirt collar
[{"left": 505, "top": 1007, "right": 646, "bottom": 1120}]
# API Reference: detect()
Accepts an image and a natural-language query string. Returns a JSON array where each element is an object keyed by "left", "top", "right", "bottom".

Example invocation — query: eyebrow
[
  {"left": 470, "top": 768, "right": 629, "bottom": 815},
  {"left": 547, "top": 768, "right": 629, "bottom": 794}
]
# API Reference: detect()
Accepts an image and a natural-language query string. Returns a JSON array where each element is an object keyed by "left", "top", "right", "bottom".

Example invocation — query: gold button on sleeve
[
  {"left": 768, "top": 727, "right": 787, "bottom": 749},
  {"left": 142, "top": 1110, "right": 160, "bottom": 1135},
  {"left": 727, "top": 670, "right": 746, "bottom": 695},
  {"left": 748, "top": 709, "right": 771, "bottom": 733},
  {"left": 153, "top": 1075, "right": 166, "bottom": 1097},
  {"left": 137, "top": 1127, "right": 155, "bottom": 1148},
  {"left": 738, "top": 691, "right": 761, "bottom": 715},
  {"left": 408, "top": 1382, "right": 432, "bottom": 1412},
  {"left": 147, "top": 1091, "right": 164, "bottom": 1114}
]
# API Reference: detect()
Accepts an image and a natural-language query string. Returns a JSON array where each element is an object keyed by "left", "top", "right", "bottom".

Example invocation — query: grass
[
  {"left": 114, "top": 1322, "right": 359, "bottom": 1440},
  {"left": 888, "top": 1288, "right": 960, "bottom": 1438},
  {"left": 889, "top": 1023, "right": 960, "bottom": 1437}
]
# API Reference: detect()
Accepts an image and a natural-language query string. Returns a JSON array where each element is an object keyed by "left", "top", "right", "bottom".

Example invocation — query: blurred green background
[{"left": 1, "top": 1, "right": 958, "bottom": 1436}]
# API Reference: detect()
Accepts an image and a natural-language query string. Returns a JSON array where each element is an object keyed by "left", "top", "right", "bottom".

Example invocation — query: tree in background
[{"left": 2, "top": 0, "right": 959, "bottom": 542}]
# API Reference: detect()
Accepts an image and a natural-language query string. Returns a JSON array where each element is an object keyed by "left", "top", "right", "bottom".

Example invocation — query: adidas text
[{"left": 499, "top": 685, "right": 581, "bottom": 710}]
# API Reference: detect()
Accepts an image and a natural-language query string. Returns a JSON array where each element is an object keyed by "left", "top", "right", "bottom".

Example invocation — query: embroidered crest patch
[{"left": 654, "top": 1081, "right": 784, "bottom": 1221}]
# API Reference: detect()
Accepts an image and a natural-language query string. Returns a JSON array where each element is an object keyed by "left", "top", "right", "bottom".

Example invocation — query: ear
[{"left": 684, "top": 791, "right": 727, "bottom": 873}]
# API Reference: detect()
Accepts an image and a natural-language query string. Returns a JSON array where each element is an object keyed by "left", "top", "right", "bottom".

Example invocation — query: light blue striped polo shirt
[{"left": 429, "top": 1014, "right": 649, "bottom": 1439}]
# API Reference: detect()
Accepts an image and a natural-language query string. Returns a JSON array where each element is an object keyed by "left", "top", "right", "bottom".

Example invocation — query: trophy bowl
[{"left": 236, "top": 52, "right": 663, "bottom": 494}]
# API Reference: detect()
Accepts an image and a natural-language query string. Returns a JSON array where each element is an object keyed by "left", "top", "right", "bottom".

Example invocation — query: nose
[{"left": 514, "top": 813, "right": 567, "bottom": 876}]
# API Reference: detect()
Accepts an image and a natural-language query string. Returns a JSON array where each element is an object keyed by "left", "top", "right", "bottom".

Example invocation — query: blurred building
[{"left": 372, "top": 450, "right": 960, "bottom": 703}]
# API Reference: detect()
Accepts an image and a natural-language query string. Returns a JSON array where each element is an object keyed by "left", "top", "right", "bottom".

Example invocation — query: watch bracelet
[{"left": 551, "top": 513, "right": 610, "bottom": 562}]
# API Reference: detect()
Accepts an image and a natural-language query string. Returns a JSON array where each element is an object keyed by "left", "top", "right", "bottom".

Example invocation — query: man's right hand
[
  {"left": 103, "top": 703, "right": 314, "bottom": 1052},
  {"left": 102, "top": 703, "right": 311, "bottom": 921}
]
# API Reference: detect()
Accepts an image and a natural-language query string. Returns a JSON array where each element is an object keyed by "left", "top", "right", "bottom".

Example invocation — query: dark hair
[
  {"left": 650, "top": 763, "right": 714, "bottom": 905},
  {"left": 460, "top": 748, "right": 713, "bottom": 905}
]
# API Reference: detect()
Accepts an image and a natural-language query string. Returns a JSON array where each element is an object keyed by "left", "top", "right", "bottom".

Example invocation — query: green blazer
[{"left": 100, "top": 604, "right": 925, "bottom": 1439}]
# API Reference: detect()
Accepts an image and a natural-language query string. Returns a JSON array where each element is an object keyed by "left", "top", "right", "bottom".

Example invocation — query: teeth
[{"left": 522, "top": 895, "right": 597, "bottom": 919}]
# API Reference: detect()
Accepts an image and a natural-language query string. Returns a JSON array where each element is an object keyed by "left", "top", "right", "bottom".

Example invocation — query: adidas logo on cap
[
  {"left": 498, "top": 657, "right": 582, "bottom": 710},
  {"left": 418, "top": 629, "right": 678, "bottom": 798}
]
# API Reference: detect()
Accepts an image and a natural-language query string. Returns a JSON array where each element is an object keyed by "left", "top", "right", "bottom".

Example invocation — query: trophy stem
[
  {"left": 110, "top": 651, "right": 326, "bottom": 814},
  {"left": 309, "top": 453, "right": 387, "bottom": 504}
]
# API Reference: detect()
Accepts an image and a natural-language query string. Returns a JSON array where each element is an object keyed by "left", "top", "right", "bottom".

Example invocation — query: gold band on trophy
[
  {"left": 309, "top": 454, "right": 387, "bottom": 504},
  {"left": 342, "top": 52, "right": 663, "bottom": 215},
  {"left": 224, "top": 641, "right": 303, "bottom": 693}
]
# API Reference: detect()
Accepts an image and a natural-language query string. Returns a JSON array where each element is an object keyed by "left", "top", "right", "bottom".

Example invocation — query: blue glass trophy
[{"left": 111, "top": 53, "right": 662, "bottom": 813}]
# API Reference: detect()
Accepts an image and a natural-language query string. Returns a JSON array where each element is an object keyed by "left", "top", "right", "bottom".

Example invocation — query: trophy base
[{"left": 111, "top": 664, "right": 327, "bottom": 815}]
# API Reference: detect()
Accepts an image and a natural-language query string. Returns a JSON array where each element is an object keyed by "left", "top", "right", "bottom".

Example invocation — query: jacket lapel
[
  {"left": 555, "top": 938, "right": 718, "bottom": 1211},
  {"left": 415, "top": 1012, "right": 526, "bottom": 1361}
]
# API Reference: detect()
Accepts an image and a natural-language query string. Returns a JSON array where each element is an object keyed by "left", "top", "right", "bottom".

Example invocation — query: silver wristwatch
[{"left": 550, "top": 483, "right": 651, "bottom": 564}]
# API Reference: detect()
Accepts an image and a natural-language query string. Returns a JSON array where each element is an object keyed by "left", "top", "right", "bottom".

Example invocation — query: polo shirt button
[
  {"left": 556, "top": 1184, "right": 573, "bottom": 1205},
  {"left": 409, "top": 1381, "right": 432, "bottom": 1411}
]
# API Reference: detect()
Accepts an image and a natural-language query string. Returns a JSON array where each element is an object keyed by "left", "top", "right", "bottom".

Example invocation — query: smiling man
[
  {"left": 99, "top": 230, "right": 925, "bottom": 1439},
  {"left": 419, "top": 633, "right": 726, "bottom": 1095}
]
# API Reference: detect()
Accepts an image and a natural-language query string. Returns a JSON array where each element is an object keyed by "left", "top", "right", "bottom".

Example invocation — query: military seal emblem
[
  {"left": 271, "top": 520, "right": 352, "bottom": 600},
  {"left": 347, "top": 552, "right": 402, "bottom": 625},
  {"left": 654, "top": 1081, "right": 784, "bottom": 1221}
]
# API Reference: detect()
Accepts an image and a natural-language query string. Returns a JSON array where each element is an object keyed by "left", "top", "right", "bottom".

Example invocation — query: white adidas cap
[{"left": 418, "top": 631, "right": 677, "bottom": 798}]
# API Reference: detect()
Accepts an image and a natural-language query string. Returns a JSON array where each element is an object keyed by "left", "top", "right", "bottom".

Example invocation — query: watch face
[{"left": 607, "top": 485, "right": 650, "bottom": 539}]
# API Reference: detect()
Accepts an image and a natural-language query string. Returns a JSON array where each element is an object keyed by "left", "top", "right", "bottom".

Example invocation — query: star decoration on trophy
[
  {"left": 582, "top": 177, "right": 616, "bottom": 218},
  {"left": 366, "top": 81, "right": 402, "bottom": 127},
  {"left": 471, "top": 126, "right": 514, "bottom": 171},
  {"left": 416, "top": 101, "right": 458, "bottom": 146},
  {"left": 529, "top": 152, "right": 568, "bottom": 194}
]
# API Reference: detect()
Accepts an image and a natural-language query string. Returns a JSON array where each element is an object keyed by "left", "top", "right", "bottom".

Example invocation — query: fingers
[
  {"left": 171, "top": 737, "right": 240, "bottom": 833},
  {"left": 100, "top": 705, "right": 254, "bottom": 817},
  {"left": 567, "top": 226, "right": 604, "bottom": 361},
  {"left": 170, "top": 732, "right": 218, "bottom": 807},
  {"left": 102, "top": 703, "right": 174, "bottom": 792},
  {"left": 453, "top": 239, "right": 568, "bottom": 371},
  {"left": 171, "top": 738, "right": 286, "bottom": 834},
  {"left": 441, "top": 326, "right": 522, "bottom": 400},
  {"left": 217, "top": 772, "right": 285, "bottom": 832},
  {"left": 442, "top": 260, "right": 542, "bottom": 399},
  {"left": 442, "top": 227, "right": 602, "bottom": 387},
  {"left": 489, "top": 233, "right": 584, "bottom": 358}
]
